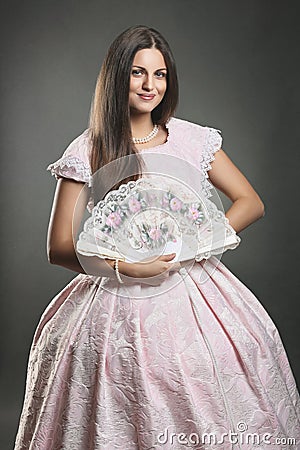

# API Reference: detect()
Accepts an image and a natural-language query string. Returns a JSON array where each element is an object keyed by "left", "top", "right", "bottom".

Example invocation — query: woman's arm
[
  {"left": 47, "top": 178, "right": 179, "bottom": 281},
  {"left": 208, "top": 149, "right": 265, "bottom": 233},
  {"left": 47, "top": 178, "right": 115, "bottom": 275}
]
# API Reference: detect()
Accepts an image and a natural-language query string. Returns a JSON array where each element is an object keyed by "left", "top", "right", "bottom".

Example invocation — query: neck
[{"left": 130, "top": 113, "right": 154, "bottom": 137}]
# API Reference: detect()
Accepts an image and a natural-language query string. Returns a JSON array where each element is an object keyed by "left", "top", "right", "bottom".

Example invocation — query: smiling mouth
[{"left": 138, "top": 94, "right": 155, "bottom": 100}]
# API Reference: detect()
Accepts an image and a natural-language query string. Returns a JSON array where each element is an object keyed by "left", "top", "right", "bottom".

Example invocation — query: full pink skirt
[{"left": 14, "top": 257, "right": 300, "bottom": 449}]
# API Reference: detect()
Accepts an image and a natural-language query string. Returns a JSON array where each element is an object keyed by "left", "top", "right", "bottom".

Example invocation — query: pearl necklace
[{"left": 132, "top": 124, "right": 159, "bottom": 144}]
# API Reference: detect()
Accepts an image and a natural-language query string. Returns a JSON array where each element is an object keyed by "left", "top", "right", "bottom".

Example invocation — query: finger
[{"left": 159, "top": 253, "right": 176, "bottom": 261}]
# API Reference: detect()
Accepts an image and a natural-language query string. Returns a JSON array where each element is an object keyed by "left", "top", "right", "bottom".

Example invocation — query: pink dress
[{"left": 14, "top": 118, "right": 300, "bottom": 449}]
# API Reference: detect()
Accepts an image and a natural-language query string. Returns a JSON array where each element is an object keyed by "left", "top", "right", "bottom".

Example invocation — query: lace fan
[{"left": 76, "top": 176, "right": 241, "bottom": 263}]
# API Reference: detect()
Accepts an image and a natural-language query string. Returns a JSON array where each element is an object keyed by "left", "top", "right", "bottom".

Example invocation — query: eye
[
  {"left": 131, "top": 69, "right": 144, "bottom": 77},
  {"left": 155, "top": 71, "right": 167, "bottom": 78}
]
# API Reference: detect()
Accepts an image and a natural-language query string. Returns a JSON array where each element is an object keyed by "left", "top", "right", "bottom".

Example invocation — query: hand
[{"left": 130, "top": 253, "right": 181, "bottom": 286}]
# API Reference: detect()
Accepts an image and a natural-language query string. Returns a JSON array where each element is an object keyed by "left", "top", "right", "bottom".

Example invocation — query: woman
[{"left": 15, "top": 25, "right": 299, "bottom": 449}]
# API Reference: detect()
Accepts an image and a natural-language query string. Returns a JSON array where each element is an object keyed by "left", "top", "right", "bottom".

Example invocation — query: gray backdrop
[{"left": 1, "top": 0, "right": 299, "bottom": 448}]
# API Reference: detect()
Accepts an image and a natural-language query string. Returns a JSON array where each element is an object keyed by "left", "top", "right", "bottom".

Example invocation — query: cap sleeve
[
  {"left": 200, "top": 126, "right": 223, "bottom": 198},
  {"left": 46, "top": 129, "right": 92, "bottom": 187}
]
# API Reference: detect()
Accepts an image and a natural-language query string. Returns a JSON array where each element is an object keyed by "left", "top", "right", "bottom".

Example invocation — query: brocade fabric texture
[{"left": 14, "top": 118, "right": 300, "bottom": 449}]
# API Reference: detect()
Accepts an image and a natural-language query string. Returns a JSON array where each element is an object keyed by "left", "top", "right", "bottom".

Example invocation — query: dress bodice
[{"left": 47, "top": 117, "right": 223, "bottom": 201}]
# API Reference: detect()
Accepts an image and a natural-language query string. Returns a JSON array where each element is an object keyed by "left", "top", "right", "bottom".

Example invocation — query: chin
[{"left": 130, "top": 105, "right": 157, "bottom": 115}]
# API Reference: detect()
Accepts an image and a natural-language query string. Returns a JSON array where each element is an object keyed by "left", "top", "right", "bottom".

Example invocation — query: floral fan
[{"left": 76, "top": 175, "right": 241, "bottom": 263}]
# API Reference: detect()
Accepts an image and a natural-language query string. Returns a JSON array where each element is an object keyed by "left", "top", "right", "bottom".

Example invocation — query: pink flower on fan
[
  {"left": 188, "top": 206, "right": 200, "bottom": 220},
  {"left": 106, "top": 211, "right": 121, "bottom": 228},
  {"left": 170, "top": 197, "right": 182, "bottom": 211},
  {"left": 128, "top": 197, "right": 141, "bottom": 213},
  {"left": 149, "top": 228, "right": 162, "bottom": 240}
]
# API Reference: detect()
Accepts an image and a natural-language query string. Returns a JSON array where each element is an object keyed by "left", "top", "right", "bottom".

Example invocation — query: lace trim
[
  {"left": 200, "top": 127, "right": 222, "bottom": 199},
  {"left": 47, "top": 156, "right": 92, "bottom": 187}
]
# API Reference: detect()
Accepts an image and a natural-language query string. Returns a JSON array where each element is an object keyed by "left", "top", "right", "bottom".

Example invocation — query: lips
[{"left": 138, "top": 94, "right": 155, "bottom": 100}]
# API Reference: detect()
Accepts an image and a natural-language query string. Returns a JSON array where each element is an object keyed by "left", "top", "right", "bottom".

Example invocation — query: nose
[{"left": 142, "top": 75, "right": 154, "bottom": 91}]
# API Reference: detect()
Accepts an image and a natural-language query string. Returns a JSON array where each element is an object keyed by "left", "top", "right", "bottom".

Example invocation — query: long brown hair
[{"left": 88, "top": 25, "right": 179, "bottom": 200}]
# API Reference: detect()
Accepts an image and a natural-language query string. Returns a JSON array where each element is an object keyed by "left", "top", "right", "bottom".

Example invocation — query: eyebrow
[{"left": 132, "top": 65, "right": 167, "bottom": 71}]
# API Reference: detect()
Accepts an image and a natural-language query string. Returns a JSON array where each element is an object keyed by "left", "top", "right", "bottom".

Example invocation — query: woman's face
[{"left": 129, "top": 48, "right": 167, "bottom": 116}]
